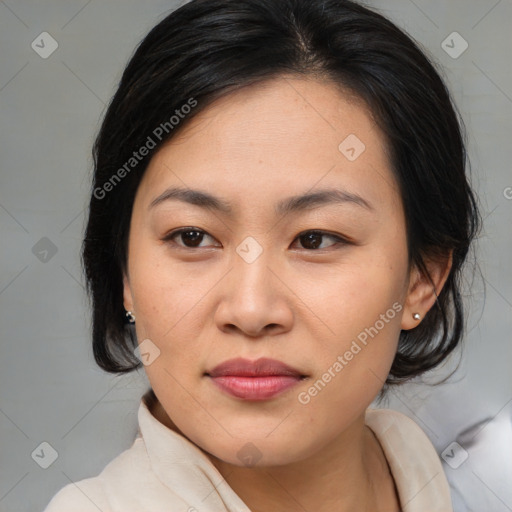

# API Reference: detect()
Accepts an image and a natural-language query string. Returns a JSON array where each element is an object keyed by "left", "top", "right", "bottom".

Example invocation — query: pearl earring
[
  {"left": 413, "top": 313, "right": 421, "bottom": 320},
  {"left": 126, "top": 310, "right": 136, "bottom": 323}
]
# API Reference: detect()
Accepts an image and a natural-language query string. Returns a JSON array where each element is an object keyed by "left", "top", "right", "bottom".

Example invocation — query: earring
[
  {"left": 412, "top": 313, "right": 421, "bottom": 320},
  {"left": 126, "top": 310, "right": 136, "bottom": 323}
]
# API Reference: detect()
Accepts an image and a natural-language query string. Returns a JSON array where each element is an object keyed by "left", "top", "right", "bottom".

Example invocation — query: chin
[{"left": 196, "top": 432, "right": 314, "bottom": 469}]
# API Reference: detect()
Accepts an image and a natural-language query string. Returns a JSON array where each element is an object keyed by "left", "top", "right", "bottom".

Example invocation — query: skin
[{"left": 123, "top": 75, "right": 452, "bottom": 512}]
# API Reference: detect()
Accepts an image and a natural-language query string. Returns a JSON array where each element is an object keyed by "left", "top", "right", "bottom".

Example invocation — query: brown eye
[
  {"left": 163, "top": 228, "right": 219, "bottom": 248},
  {"left": 179, "top": 230, "right": 204, "bottom": 247},
  {"left": 294, "top": 230, "right": 347, "bottom": 250}
]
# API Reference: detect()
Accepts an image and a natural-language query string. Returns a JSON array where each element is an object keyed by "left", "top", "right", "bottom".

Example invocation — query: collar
[
  {"left": 138, "top": 393, "right": 251, "bottom": 511},
  {"left": 365, "top": 408, "right": 453, "bottom": 511}
]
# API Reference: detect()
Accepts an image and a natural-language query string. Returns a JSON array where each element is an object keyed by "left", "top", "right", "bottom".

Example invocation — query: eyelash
[{"left": 162, "top": 227, "right": 350, "bottom": 251}]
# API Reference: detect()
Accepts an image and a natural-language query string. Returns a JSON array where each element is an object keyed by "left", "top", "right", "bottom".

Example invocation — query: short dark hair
[{"left": 81, "top": 0, "right": 481, "bottom": 390}]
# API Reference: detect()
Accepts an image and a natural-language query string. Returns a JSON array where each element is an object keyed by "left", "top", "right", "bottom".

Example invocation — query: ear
[
  {"left": 401, "top": 250, "right": 453, "bottom": 330},
  {"left": 123, "top": 272, "right": 134, "bottom": 312}
]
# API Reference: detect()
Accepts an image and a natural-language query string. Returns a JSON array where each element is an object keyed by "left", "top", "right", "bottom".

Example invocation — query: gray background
[{"left": 0, "top": 1, "right": 511, "bottom": 511}]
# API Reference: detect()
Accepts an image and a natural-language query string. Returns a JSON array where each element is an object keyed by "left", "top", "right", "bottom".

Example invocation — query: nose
[{"left": 214, "top": 250, "right": 294, "bottom": 338}]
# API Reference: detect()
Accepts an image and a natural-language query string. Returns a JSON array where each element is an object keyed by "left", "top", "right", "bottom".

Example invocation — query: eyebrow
[{"left": 148, "top": 186, "right": 374, "bottom": 215}]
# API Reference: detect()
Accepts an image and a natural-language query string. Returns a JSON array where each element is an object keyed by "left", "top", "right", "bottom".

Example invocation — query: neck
[
  {"left": 207, "top": 416, "right": 396, "bottom": 512},
  {"left": 146, "top": 392, "right": 400, "bottom": 512}
]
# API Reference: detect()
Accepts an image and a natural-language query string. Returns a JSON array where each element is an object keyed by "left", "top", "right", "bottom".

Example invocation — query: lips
[{"left": 206, "top": 357, "right": 306, "bottom": 400}]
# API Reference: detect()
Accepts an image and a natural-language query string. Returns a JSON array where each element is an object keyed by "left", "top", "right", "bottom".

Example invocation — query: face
[{"left": 123, "top": 76, "right": 414, "bottom": 467}]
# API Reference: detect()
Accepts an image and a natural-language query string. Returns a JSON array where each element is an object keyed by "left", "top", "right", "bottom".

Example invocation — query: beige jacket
[{"left": 44, "top": 396, "right": 453, "bottom": 512}]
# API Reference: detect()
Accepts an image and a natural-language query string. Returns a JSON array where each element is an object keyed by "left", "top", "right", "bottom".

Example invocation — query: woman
[{"left": 44, "top": 0, "right": 480, "bottom": 510}]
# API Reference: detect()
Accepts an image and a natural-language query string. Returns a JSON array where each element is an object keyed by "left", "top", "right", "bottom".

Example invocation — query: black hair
[{"left": 81, "top": 0, "right": 481, "bottom": 391}]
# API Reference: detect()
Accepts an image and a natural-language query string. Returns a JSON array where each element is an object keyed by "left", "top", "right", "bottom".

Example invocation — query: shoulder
[
  {"left": 43, "top": 437, "right": 149, "bottom": 512},
  {"left": 44, "top": 477, "right": 110, "bottom": 512}
]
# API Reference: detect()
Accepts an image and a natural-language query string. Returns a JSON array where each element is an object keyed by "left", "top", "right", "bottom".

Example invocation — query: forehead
[{"left": 136, "top": 76, "right": 400, "bottom": 216}]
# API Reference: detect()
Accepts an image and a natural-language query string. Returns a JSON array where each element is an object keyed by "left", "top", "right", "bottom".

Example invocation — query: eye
[
  {"left": 162, "top": 227, "right": 220, "bottom": 248},
  {"left": 162, "top": 228, "right": 349, "bottom": 251},
  {"left": 292, "top": 230, "right": 349, "bottom": 250}
]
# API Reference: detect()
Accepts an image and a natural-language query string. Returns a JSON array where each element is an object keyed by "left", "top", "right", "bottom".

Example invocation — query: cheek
[
  {"left": 296, "top": 278, "right": 403, "bottom": 431},
  {"left": 304, "top": 253, "right": 406, "bottom": 337},
  {"left": 298, "top": 249, "right": 406, "bottom": 394},
  {"left": 129, "top": 243, "right": 203, "bottom": 334}
]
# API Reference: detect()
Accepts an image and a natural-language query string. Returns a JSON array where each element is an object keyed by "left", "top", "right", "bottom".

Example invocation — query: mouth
[{"left": 205, "top": 357, "right": 307, "bottom": 401}]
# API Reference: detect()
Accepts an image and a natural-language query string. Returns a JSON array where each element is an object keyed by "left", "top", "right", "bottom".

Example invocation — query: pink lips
[{"left": 206, "top": 357, "right": 305, "bottom": 401}]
